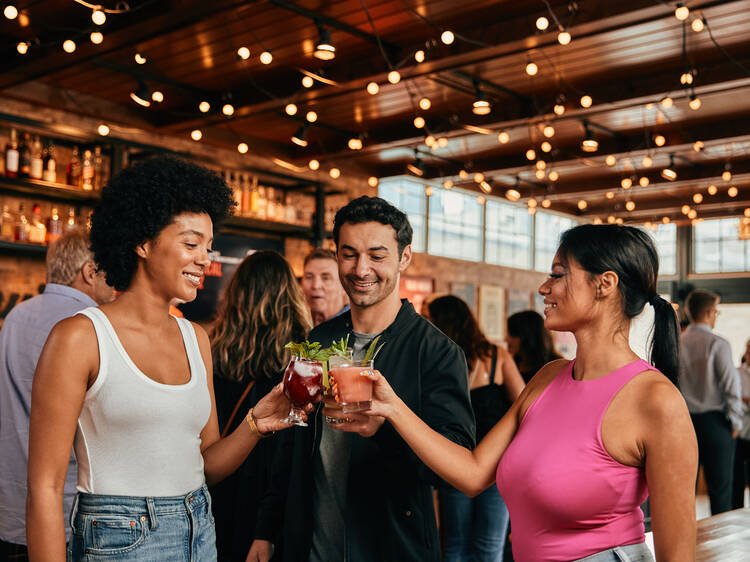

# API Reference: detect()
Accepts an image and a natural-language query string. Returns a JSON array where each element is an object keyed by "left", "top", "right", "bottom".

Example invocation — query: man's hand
[
  {"left": 246, "top": 539, "right": 274, "bottom": 562},
  {"left": 322, "top": 396, "right": 385, "bottom": 437},
  {"left": 732, "top": 429, "right": 739, "bottom": 439}
]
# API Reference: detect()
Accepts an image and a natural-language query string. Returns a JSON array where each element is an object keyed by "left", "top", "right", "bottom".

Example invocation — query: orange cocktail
[{"left": 329, "top": 359, "right": 374, "bottom": 413}]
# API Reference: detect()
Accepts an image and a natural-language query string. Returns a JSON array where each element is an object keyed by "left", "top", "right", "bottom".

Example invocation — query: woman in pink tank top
[{"left": 364, "top": 224, "right": 698, "bottom": 561}]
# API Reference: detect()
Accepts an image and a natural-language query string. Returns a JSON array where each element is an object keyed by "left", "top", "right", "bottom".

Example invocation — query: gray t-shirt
[{"left": 309, "top": 332, "right": 376, "bottom": 562}]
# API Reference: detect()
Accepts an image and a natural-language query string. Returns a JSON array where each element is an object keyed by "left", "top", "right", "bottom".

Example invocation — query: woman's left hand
[{"left": 252, "top": 382, "right": 314, "bottom": 434}]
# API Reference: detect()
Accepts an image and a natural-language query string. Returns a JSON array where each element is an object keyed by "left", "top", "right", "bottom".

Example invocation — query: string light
[
  {"left": 222, "top": 104, "right": 234, "bottom": 116},
  {"left": 237, "top": 47, "right": 250, "bottom": 60},
  {"left": 654, "top": 135, "right": 666, "bottom": 147},
  {"left": 526, "top": 149, "right": 536, "bottom": 160},
  {"left": 443, "top": 180, "right": 454, "bottom": 189},
  {"left": 505, "top": 189, "right": 521, "bottom": 201},
  {"left": 528, "top": 198, "right": 538, "bottom": 208},
  {"left": 308, "top": 159, "right": 320, "bottom": 170},
  {"left": 728, "top": 186, "right": 738, "bottom": 197},
  {"left": 662, "top": 216, "right": 671, "bottom": 224},
  {"left": 661, "top": 96, "right": 673, "bottom": 109},
  {"left": 554, "top": 103, "right": 565, "bottom": 116},
  {"left": 580, "top": 95, "right": 592, "bottom": 108},
  {"left": 689, "top": 95, "right": 702, "bottom": 110},
  {"left": 419, "top": 97, "right": 431, "bottom": 110},
  {"left": 616, "top": 217, "right": 624, "bottom": 225},
  {"left": 745, "top": 208, "right": 750, "bottom": 218},
  {"left": 536, "top": 16, "right": 549, "bottom": 31},
  {"left": 329, "top": 168, "right": 341, "bottom": 179},
  {"left": 438, "top": 137, "right": 448, "bottom": 148},
  {"left": 722, "top": 165, "right": 732, "bottom": 182},
  {"left": 581, "top": 122, "right": 598, "bottom": 152},
  {"left": 97, "top": 123, "right": 110, "bottom": 136},
  {"left": 625, "top": 201, "right": 636, "bottom": 211},
  {"left": 414, "top": 50, "right": 425, "bottom": 63},
  {"left": 236, "top": 143, "right": 248, "bottom": 154},
  {"left": 593, "top": 217, "right": 603, "bottom": 225},
  {"left": 621, "top": 178, "right": 633, "bottom": 189},
  {"left": 459, "top": 169, "right": 469, "bottom": 179},
  {"left": 542, "top": 199, "right": 551, "bottom": 208},
  {"left": 541, "top": 141, "right": 552, "bottom": 153},
  {"left": 306, "top": 111, "right": 317, "bottom": 122},
  {"left": 285, "top": 103, "right": 298, "bottom": 116},
  {"left": 497, "top": 131, "right": 510, "bottom": 144},
  {"left": 291, "top": 127, "right": 308, "bottom": 147},
  {"left": 707, "top": 184, "right": 718, "bottom": 195},
  {"left": 129, "top": 84, "right": 151, "bottom": 107},
  {"left": 605, "top": 155, "right": 617, "bottom": 166},
  {"left": 642, "top": 155, "right": 653, "bottom": 167},
  {"left": 693, "top": 141, "right": 705, "bottom": 152},
  {"left": 366, "top": 82, "right": 379, "bottom": 95},
  {"left": 134, "top": 53, "right": 147, "bottom": 64},
  {"left": 688, "top": 209, "right": 697, "bottom": 219},
  {"left": 347, "top": 137, "right": 363, "bottom": 150},
  {"left": 4, "top": 3, "right": 18, "bottom": 19},
  {"left": 536, "top": 160, "right": 546, "bottom": 170},
  {"left": 691, "top": 18, "right": 705, "bottom": 32},
  {"left": 606, "top": 191, "right": 615, "bottom": 199},
  {"left": 199, "top": 101, "right": 211, "bottom": 113},
  {"left": 639, "top": 176, "right": 650, "bottom": 187},
  {"left": 480, "top": 181, "right": 492, "bottom": 194},
  {"left": 368, "top": 177, "right": 379, "bottom": 187},
  {"left": 387, "top": 70, "right": 401, "bottom": 84},
  {"left": 190, "top": 129, "right": 202, "bottom": 141},
  {"left": 424, "top": 186, "right": 433, "bottom": 196},
  {"left": 558, "top": 30, "right": 571, "bottom": 45},
  {"left": 424, "top": 135, "right": 436, "bottom": 148},
  {"left": 474, "top": 172, "right": 485, "bottom": 183},
  {"left": 313, "top": 27, "right": 336, "bottom": 60},
  {"left": 543, "top": 125, "right": 555, "bottom": 138},
  {"left": 577, "top": 200, "right": 588, "bottom": 210},
  {"left": 661, "top": 155, "right": 677, "bottom": 181},
  {"left": 675, "top": 4, "right": 690, "bottom": 21},
  {"left": 413, "top": 116, "right": 425, "bottom": 128},
  {"left": 681, "top": 205, "right": 691, "bottom": 215},
  {"left": 693, "top": 193, "right": 703, "bottom": 204},
  {"left": 90, "top": 31, "right": 103, "bottom": 44},
  {"left": 478, "top": 195, "right": 487, "bottom": 206},
  {"left": 256, "top": 50, "right": 272, "bottom": 64},
  {"left": 525, "top": 61, "right": 538, "bottom": 76},
  {"left": 151, "top": 91, "right": 164, "bottom": 103},
  {"left": 548, "top": 170, "right": 559, "bottom": 181},
  {"left": 607, "top": 215, "right": 616, "bottom": 224},
  {"left": 472, "top": 96, "right": 491, "bottom": 115},
  {"left": 63, "top": 40, "right": 76, "bottom": 53},
  {"left": 535, "top": 169, "right": 546, "bottom": 180},
  {"left": 441, "top": 30, "right": 455, "bottom": 45},
  {"left": 92, "top": 8, "right": 106, "bottom": 25},
  {"left": 680, "top": 71, "right": 694, "bottom": 85},
  {"left": 302, "top": 76, "right": 314, "bottom": 88},
  {"left": 16, "top": 41, "right": 28, "bottom": 54}
]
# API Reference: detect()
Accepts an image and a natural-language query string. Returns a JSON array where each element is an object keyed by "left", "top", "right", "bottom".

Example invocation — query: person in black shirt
[
  {"left": 266, "top": 196, "right": 475, "bottom": 562},
  {"left": 506, "top": 310, "right": 561, "bottom": 383}
]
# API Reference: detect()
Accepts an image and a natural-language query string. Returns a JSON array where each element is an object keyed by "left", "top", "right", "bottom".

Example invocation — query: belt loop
[
  {"left": 146, "top": 497, "right": 158, "bottom": 530},
  {"left": 203, "top": 485, "right": 212, "bottom": 514},
  {"left": 69, "top": 493, "right": 80, "bottom": 531}
]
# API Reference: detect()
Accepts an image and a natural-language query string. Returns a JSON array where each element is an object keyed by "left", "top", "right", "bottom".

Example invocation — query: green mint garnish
[
  {"left": 363, "top": 335, "right": 385, "bottom": 362},
  {"left": 284, "top": 340, "right": 330, "bottom": 362}
]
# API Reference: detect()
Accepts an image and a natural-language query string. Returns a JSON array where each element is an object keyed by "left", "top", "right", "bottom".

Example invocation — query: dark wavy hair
[
  {"left": 211, "top": 251, "right": 312, "bottom": 382},
  {"left": 557, "top": 224, "right": 679, "bottom": 385},
  {"left": 333, "top": 196, "right": 412, "bottom": 255},
  {"left": 427, "top": 295, "right": 492, "bottom": 371},
  {"left": 90, "top": 156, "right": 235, "bottom": 291},
  {"left": 507, "top": 310, "right": 561, "bottom": 377}
]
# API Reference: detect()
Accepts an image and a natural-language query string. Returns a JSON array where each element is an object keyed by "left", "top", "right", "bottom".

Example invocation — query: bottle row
[
  {"left": 2, "top": 128, "right": 109, "bottom": 191},
  {"left": 222, "top": 171, "right": 314, "bottom": 227},
  {"left": 0, "top": 199, "right": 85, "bottom": 245}
]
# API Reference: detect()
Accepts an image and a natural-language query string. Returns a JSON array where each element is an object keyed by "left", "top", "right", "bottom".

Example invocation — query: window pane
[
  {"left": 428, "top": 190, "right": 482, "bottom": 261},
  {"left": 693, "top": 218, "right": 750, "bottom": 273},
  {"left": 534, "top": 212, "right": 577, "bottom": 272},
  {"left": 485, "top": 200, "right": 532, "bottom": 269},
  {"left": 641, "top": 223, "right": 677, "bottom": 276},
  {"left": 378, "top": 178, "right": 426, "bottom": 252}
]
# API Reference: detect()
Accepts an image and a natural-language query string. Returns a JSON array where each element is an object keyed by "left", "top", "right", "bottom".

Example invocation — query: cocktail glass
[
  {"left": 325, "top": 350, "right": 353, "bottom": 424},
  {"left": 281, "top": 356, "right": 323, "bottom": 427},
  {"left": 329, "top": 359, "right": 375, "bottom": 413}
]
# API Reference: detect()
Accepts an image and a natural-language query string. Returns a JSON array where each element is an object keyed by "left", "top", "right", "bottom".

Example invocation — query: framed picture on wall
[{"left": 479, "top": 285, "right": 505, "bottom": 341}]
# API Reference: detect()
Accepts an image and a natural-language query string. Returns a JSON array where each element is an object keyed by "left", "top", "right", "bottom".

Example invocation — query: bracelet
[{"left": 246, "top": 408, "right": 274, "bottom": 439}]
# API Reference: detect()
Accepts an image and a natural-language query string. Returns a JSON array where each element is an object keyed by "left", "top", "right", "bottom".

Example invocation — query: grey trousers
[{"left": 574, "top": 541, "right": 655, "bottom": 562}]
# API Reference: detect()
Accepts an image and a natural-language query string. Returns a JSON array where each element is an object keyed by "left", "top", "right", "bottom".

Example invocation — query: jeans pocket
[{"left": 85, "top": 514, "right": 146, "bottom": 554}]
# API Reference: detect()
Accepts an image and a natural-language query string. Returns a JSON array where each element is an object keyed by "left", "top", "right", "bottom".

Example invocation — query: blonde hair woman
[{"left": 210, "top": 250, "right": 312, "bottom": 561}]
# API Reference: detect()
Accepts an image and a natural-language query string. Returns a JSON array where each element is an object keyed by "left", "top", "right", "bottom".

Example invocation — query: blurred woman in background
[
  {"left": 210, "top": 250, "right": 312, "bottom": 561},
  {"left": 506, "top": 310, "right": 561, "bottom": 383},
  {"left": 425, "top": 295, "right": 524, "bottom": 562}
]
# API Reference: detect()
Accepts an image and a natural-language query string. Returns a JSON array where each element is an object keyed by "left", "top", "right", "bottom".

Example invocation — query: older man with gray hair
[{"left": 0, "top": 228, "right": 114, "bottom": 559}]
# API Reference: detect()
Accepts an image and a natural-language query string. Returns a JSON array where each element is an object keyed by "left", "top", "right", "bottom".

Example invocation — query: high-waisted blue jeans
[
  {"left": 439, "top": 485, "right": 510, "bottom": 562},
  {"left": 574, "top": 542, "right": 654, "bottom": 562},
  {"left": 68, "top": 485, "right": 216, "bottom": 561}
]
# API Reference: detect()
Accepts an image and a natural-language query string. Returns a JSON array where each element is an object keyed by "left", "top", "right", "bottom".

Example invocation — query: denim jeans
[
  {"left": 574, "top": 542, "right": 654, "bottom": 562},
  {"left": 439, "top": 485, "right": 510, "bottom": 562},
  {"left": 68, "top": 485, "right": 216, "bottom": 561}
]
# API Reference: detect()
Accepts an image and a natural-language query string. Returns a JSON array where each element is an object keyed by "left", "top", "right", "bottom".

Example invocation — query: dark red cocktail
[{"left": 282, "top": 356, "right": 323, "bottom": 426}]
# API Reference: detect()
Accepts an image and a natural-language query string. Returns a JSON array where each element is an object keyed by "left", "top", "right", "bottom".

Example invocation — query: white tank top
[{"left": 73, "top": 307, "right": 211, "bottom": 496}]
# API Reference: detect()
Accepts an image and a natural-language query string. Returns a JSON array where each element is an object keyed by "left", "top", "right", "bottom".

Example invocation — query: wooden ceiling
[{"left": 3, "top": 0, "right": 750, "bottom": 224}]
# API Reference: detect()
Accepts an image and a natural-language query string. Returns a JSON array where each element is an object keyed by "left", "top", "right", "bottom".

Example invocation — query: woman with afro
[{"left": 26, "top": 156, "right": 304, "bottom": 560}]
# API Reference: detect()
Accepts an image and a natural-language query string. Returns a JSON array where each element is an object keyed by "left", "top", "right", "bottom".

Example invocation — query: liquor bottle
[
  {"left": 30, "top": 136, "right": 43, "bottom": 180},
  {"left": 241, "top": 174, "right": 251, "bottom": 216},
  {"left": 5, "top": 128, "right": 19, "bottom": 178},
  {"left": 14, "top": 203, "right": 29, "bottom": 242},
  {"left": 266, "top": 187, "right": 276, "bottom": 221},
  {"left": 93, "top": 146, "right": 103, "bottom": 190},
  {"left": 256, "top": 186, "right": 267, "bottom": 219},
  {"left": 67, "top": 146, "right": 82, "bottom": 187},
  {"left": 248, "top": 176, "right": 259, "bottom": 217},
  {"left": 19, "top": 133, "right": 31, "bottom": 178},
  {"left": 65, "top": 207, "right": 77, "bottom": 231},
  {"left": 285, "top": 193, "right": 296, "bottom": 224},
  {"left": 46, "top": 207, "right": 63, "bottom": 243},
  {"left": 43, "top": 141, "right": 57, "bottom": 183},
  {"left": 81, "top": 149, "right": 94, "bottom": 191},
  {"left": 28, "top": 203, "right": 46, "bottom": 244},
  {"left": 1, "top": 204, "right": 14, "bottom": 240}
]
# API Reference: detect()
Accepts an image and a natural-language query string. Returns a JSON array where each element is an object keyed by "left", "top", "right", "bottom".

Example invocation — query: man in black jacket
[{"left": 264, "top": 196, "right": 475, "bottom": 562}]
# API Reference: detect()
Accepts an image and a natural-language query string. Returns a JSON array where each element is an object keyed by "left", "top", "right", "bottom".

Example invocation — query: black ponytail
[{"left": 558, "top": 224, "right": 680, "bottom": 386}]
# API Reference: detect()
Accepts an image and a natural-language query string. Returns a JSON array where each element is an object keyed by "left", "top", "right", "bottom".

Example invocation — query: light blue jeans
[
  {"left": 439, "top": 485, "right": 510, "bottom": 562},
  {"left": 574, "top": 542, "right": 654, "bottom": 562},
  {"left": 68, "top": 485, "right": 216, "bottom": 561}
]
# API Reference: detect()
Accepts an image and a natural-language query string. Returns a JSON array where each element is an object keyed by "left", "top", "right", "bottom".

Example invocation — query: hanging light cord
[{"left": 71, "top": 1, "right": 132, "bottom": 14}]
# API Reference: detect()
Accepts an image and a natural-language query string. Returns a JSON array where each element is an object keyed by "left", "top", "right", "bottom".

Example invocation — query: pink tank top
[{"left": 496, "top": 359, "right": 651, "bottom": 561}]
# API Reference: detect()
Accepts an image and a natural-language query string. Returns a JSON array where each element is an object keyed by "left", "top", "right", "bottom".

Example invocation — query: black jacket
[{"left": 271, "top": 300, "right": 476, "bottom": 562}]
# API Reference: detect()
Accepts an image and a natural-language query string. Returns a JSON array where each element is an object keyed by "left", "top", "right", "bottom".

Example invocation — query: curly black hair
[
  {"left": 333, "top": 195, "right": 412, "bottom": 255},
  {"left": 90, "top": 156, "right": 235, "bottom": 291}
]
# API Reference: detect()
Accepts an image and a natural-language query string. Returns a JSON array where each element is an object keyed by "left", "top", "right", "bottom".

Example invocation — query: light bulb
[
  {"left": 526, "top": 149, "right": 536, "bottom": 160},
  {"left": 606, "top": 191, "right": 615, "bottom": 199},
  {"left": 548, "top": 170, "right": 559, "bottom": 181},
  {"left": 308, "top": 159, "right": 320, "bottom": 171},
  {"left": 425, "top": 135, "right": 436, "bottom": 147},
  {"left": 745, "top": 208, "right": 750, "bottom": 218},
  {"left": 63, "top": 40, "right": 76, "bottom": 53},
  {"left": 621, "top": 178, "right": 633, "bottom": 189},
  {"left": 535, "top": 169, "right": 546, "bottom": 180},
  {"left": 543, "top": 125, "right": 555, "bottom": 138},
  {"left": 626, "top": 201, "right": 636, "bottom": 211},
  {"left": 662, "top": 216, "right": 670, "bottom": 224},
  {"left": 199, "top": 101, "right": 210, "bottom": 113},
  {"left": 505, "top": 189, "right": 521, "bottom": 201},
  {"left": 691, "top": 18, "right": 704, "bottom": 32},
  {"left": 97, "top": 123, "right": 110, "bottom": 136},
  {"left": 480, "top": 181, "right": 492, "bottom": 193},
  {"left": 90, "top": 31, "right": 104, "bottom": 44},
  {"left": 654, "top": 135, "right": 666, "bottom": 147},
  {"left": 675, "top": 4, "right": 689, "bottom": 21},
  {"left": 413, "top": 116, "right": 425, "bottom": 128},
  {"left": 525, "top": 61, "right": 538, "bottom": 76},
  {"left": 329, "top": 167, "right": 341, "bottom": 179},
  {"left": 497, "top": 131, "right": 510, "bottom": 144},
  {"left": 558, "top": 31, "right": 571, "bottom": 45},
  {"left": 134, "top": 52, "right": 146, "bottom": 64},
  {"left": 536, "top": 160, "right": 547, "bottom": 170},
  {"left": 306, "top": 111, "right": 317, "bottom": 122},
  {"left": 148, "top": 91, "right": 162, "bottom": 103},
  {"left": 16, "top": 41, "right": 28, "bottom": 54},
  {"left": 368, "top": 176, "right": 379, "bottom": 187},
  {"left": 459, "top": 169, "right": 469, "bottom": 179},
  {"left": 92, "top": 8, "right": 106, "bottom": 25},
  {"left": 190, "top": 129, "right": 202, "bottom": 141},
  {"left": 577, "top": 200, "right": 588, "bottom": 210},
  {"left": 580, "top": 95, "right": 592, "bottom": 108},
  {"left": 707, "top": 184, "right": 717, "bottom": 195},
  {"left": 260, "top": 51, "right": 273, "bottom": 64},
  {"left": 387, "top": 70, "right": 401, "bottom": 84},
  {"left": 441, "top": 30, "right": 455, "bottom": 45},
  {"left": 237, "top": 47, "right": 250, "bottom": 60},
  {"left": 661, "top": 96, "right": 673, "bottom": 109},
  {"left": 222, "top": 104, "right": 234, "bottom": 116},
  {"left": 237, "top": 143, "right": 249, "bottom": 154},
  {"left": 593, "top": 217, "right": 603, "bottom": 225},
  {"left": 553, "top": 103, "right": 565, "bottom": 115},
  {"left": 419, "top": 97, "right": 431, "bottom": 110},
  {"left": 348, "top": 138, "right": 363, "bottom": 150},
  {"left": 542, "top": 199, "right": 551, "bottom": 208},
  {"left": 607, "top": 215, "right": 616, "bottom": 224},
  {"left": 689, "top": 96, "right": 701, "bottom": 110},
  {"left": 443, "top": 180, "right": 454, "bottom": 189},
  {"left": 639, "top": 176, "right": 649, "bottom": 187},
  {"left": 680, "top": 72, "right": 694, "bottom": 85},
  {"left": 438, "top": 137, "right": 448, "bottom": 147},
  {"left": 728, "top": 186, "right": 738, "bottom": 197},
  {"left": 688, "top": 209, "right": 697, "bottom": 219},
  {"left": 681, "top": 205, "right": 691, "bottom": 215},
  {"left": 414, "top": 50, "right": 425, "bottom": 63},
  {"left": 302, "top": 75, "right": 314, "bottom": 88},
  {"left": 285, "top": 103, "right": 297, "bottom": 116},
  {"left": 693, "top": 141, "right": 705, "bottom": 152},
  {"left": 536, "top": 16, "right": 549, "bottom": 31},
  {"left": 541, "top": 141, "right": 552, "bottom": 152},
  {"left": 693, "top": 193, "right": 703, "bottom": 204},
  {"left": 478, "top": 195, "right": 487, "bottom": 206},
  {"left": 474, "top": 172, "right": 484, "bottom": 183},
  {"left": 366, "top": 81, "right": 379, "bottom": 95},
  {"left": 642, "top": 156, "right": 653, "bottom": 167},
  {"left": 616, "top": 217, "right": 624, "bottom": 225},
  {"left": 605, "top": 155, "right": 617, "bottom": 166},
  {"left": 4, "top": 4, "right": 18, "bottom": 19},
  {"left": 722, "top": 170, "right": 732, "bottom": 182},
  {"left": 528, "top": 198, "right": 538, "bottom": 208}
]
